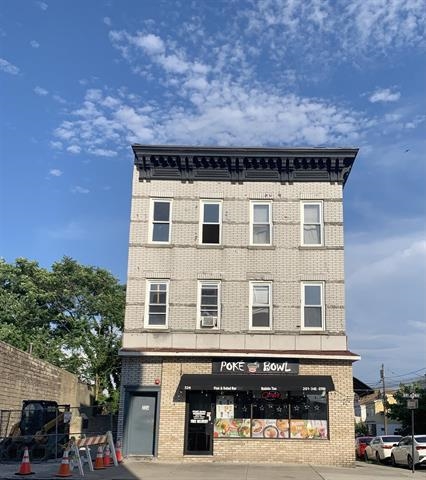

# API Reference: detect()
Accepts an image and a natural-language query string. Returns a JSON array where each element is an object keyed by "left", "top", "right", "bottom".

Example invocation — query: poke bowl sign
[{"left": 213, "top": 358, "right": 299, "bottom": 375}]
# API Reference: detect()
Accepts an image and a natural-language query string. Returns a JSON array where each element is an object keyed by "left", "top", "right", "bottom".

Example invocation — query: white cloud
[
  {"left": 52, "top": 79, "right": 365, "bottom": 154},
  {"left": 54, "top": 122, "right": 75, "bottom": 141},
  {"left": 30, "top": 40, "right": 40, "bottom": 48},
  {"left": 53, "top": 32, "right": 365, "bottom": 152},
  {"left": 87, "top": 148, "right": 117, "bottom": 157},
  {"left": 34, "top": 86, "right": 49, "bottom": 96},
  {"left": 103, "top": 16, "right": 112, "bottom": 26},
  {"left": 50, "top": 140, "right": 63, "bottom": 150},
  {"left": 369, "top": 88, "right": 401, "bottom": 103},
  {"left": 52, "top": 94, "right": 66, "bottom": 104},
  {"left": 133, "top": 33, "right": 165, "bottom": 55},
  {"left": 243, "top": 0, "right": 426, "bottom": 67},
  {"left": 67, "top": 145, "right": 81, "bottom": 154},
  {"left": 71, "top": 186, "right": 90, "bottom": 194},
  {"left": 53, "top": 23, "right": 422, "bottom": 157},
  {"left": 0, "top": 58, "right": 20, "bottom": 75},
  {"left": 109, "top": 30, "right": 209, "bottom": 77},
  {"left": 49, "top": 168, "right": 63, "bottom": 177},
  {"left": 36, "top": 1, "right": 48, "bottom": 11},
  {"left": 343, "top": 0, "right": 426, "bottom": 51}
]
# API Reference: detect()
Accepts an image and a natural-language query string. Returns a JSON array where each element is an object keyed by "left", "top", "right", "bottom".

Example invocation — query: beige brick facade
[
  {"left": 125, "top": 176, "right": 346, "bottom": 338},
  {"left": 119, "top": 356, "right": 355, "bottom": 466},
  {"left": 119, "top": 146, "right": 359, "bottom": 467}
]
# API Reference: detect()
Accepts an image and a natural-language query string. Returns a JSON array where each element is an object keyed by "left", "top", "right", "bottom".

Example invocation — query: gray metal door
[{"left": 127, "top": 392, "right": 157, "bottom": 455}]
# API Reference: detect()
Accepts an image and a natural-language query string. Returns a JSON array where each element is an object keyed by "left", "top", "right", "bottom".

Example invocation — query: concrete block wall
[{"left": 0, "top": 341, "right": 92, "bottom": 411}]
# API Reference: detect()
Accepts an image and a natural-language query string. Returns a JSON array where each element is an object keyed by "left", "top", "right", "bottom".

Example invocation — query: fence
[{"left": 0, "top": 405, "right": 117, "bottom": 463}]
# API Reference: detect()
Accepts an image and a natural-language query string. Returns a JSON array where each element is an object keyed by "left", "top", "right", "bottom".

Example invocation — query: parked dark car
[{"left": 355, "top": 436, "right": 374, "bottom": 459}]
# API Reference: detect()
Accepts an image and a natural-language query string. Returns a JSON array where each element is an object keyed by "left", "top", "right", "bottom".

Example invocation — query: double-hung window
[
  {"left": 198, "top": 281, "right": 220, "bottom": 328},
  {"left": 250, "top": 282, "right": 272, "bottom": 329},
  {"left": 301, "top": 201, "right": 323, "bottom": 246},
  {"left": 145, "top": 281, "right": 169, "bottom": 328},
  {"left": 200, "top": 200, "right": 221, "bottom": 244},
  {"left": 150, "top": 199, "right": 171, "bottom": 243},
  {"left": 301, "top": 282, "right": 324, "bottom": 330},
  {"left": 251, "top": 202, "right": 272, "bottom": 245}
]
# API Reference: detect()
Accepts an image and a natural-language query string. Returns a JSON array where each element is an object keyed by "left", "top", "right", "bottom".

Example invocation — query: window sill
[
  {"left": 145, "top": 243, "right": 173, "bottom": 248},
  {"left": 299, "top": 245, "right": 325, "bottom": 249},
  {"left": 248, "top": 245, "right": 276, "bottom": 250},
  {"left": 143, "top": 328, "right": 170, "bottom": 332},
  {"left": 196, "top": 244, "right": 224, "bottom": 249},
  {"left": 244, "top": 330, "right": 274, "bottom": 334},
  {"left": 299, "top": 329, "right": 326, "bottom": 334}
]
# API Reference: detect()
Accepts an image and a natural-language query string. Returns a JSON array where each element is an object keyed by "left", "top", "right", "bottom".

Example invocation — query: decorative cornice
[
  {"left": 119, "top": 347, "right": 360, "bottom": 361},
  {"left": 132, "top": 145, "right": 358, "bottom": 186}
]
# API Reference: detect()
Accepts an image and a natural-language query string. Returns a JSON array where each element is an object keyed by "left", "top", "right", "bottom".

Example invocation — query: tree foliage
[
  {"left": 355, "top": 421, "right": 369, "bottom": 436},
  {"left": 0, "top": 257, "right": 125, "bottom": 410},
  {"left": 386, "top": 383, "right": 426, "bottom": 434}
]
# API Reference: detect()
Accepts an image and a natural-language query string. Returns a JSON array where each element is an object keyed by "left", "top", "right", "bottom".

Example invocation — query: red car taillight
[{"left": 383, "top": 445, "right": 392, "bottom": 449}]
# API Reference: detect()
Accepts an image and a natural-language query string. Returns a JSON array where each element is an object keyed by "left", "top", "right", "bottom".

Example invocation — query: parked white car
[
  {"left": 364, "top": 435, "right": 401, "bottom": 462},
  {"left": 390, "top": 435, "right": 426, "bottom": 469}
]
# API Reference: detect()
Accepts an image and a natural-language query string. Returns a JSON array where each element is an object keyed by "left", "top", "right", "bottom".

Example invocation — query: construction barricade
[{"left": 67, "top": 431, "right": 118, "bottom": 477}]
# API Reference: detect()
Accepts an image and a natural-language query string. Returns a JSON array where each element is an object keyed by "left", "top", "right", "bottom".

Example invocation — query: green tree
[
  {"left": 0, "top": 258, "right": 64, "bottom": 364},
  {"left": 355, "top": 421, "right": 369, "bottom": 436},
  {"left": 0, "top": 257, "right": 125, "bottom": 410},
  {"left": 386, "top": 383, "right": 426, "bottom": 434}
]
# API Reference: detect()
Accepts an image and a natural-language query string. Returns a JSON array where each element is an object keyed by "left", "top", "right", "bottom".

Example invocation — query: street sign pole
[
  {"left": 411, "top": 408, "right": 415, "bottom": 474},
  {"left": 404, "top": 393, "right": 419, "bottom": 473}
]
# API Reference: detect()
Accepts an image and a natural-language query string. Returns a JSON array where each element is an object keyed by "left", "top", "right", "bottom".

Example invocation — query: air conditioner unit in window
[{"left": 200, "top": 316, "right": 217, "bottom": 327}]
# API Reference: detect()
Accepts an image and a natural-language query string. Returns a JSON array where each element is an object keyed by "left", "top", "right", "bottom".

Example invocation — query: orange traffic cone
[
  {"left": 115, "top": 439, "right": 124, "bottom": 463},
  {"left": 55, "top": 449, "right": 72, "bottom": 477},
  {"left": 103, "top": 444, "right": 113, "bottom": 467},
  {"left": 93, "top": 446, "right": 105, "bottom": 470},
  {"left": 15, "top": 447, "right": 34, "bottom": 476}
]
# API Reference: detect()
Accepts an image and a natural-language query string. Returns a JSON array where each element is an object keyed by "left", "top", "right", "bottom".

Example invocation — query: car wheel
[
  {"left": 364, "top": 451, "right": 369, "bottom": 462},
  {"left": 390, "top": 454, "right": 396, "bottom": 467},
  {"left": 375, "top": 452, "right": 381, "bottom": 464},
  {"left": 407, "top": 455, "right": 414, "bottom": 470}
]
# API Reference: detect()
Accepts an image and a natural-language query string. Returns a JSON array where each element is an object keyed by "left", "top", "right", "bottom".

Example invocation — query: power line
[
  {"left": 357, "top": 367, "right": 426, "bottom": 385},
  {"left": 387, "top": 367, "right": 426, "bottom": 379}
]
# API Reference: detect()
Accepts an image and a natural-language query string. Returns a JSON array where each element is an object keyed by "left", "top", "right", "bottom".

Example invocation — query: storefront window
[
  {"left": 214, "top": 393, "right": 251, "bottom": 438},
  {"left": 252, "top": 391, "right": 289, "bottom": 438},
  {"left": 290, "top": 394, "right": 328, "bottom": 439},
  {"left": 212, "top": 391, "right": 328, "bottom": 440}
]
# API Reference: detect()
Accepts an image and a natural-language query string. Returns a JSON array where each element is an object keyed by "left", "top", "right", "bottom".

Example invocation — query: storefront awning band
[{"left": 178, "top": 374, "right": 334, "bottom": 393}]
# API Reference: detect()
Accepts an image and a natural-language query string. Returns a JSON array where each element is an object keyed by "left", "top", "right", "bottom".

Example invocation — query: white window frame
[
  {"left": 149, "top": 199, "right": 172, "bottom": 244},
  {"left": 250, "top": 201, "right": 272, "bottom": 246},
  {"left": 249, "top": 282, "right": 272, "bottom": 330},
  {"left": 144, "top": 280, "right": 169, "bottom": 329},
  {"left": 301, "top": 201, "right": 323, "bottom": 246},
  {"left": 197, "top": 281, "right": 221, "bottom": 329},
  {"left": 301, "top": 282, "right": 325, "bottom": 331},
  {"left": 199, "top": 200, "right": 222, "bottom": 245}
]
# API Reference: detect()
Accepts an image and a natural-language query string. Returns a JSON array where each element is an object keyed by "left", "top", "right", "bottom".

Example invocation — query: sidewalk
[{"left": 1, "top": 460, "right": 425, "bottom": 480}]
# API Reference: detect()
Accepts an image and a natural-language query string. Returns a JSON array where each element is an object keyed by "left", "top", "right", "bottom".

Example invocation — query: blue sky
[{"left": 0, "top": 0, "right": 425, "bottom": 389}]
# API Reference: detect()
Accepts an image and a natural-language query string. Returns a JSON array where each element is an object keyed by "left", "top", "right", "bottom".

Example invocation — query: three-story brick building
[{"left": 118, "top": 145, "right": 359, "bottom": 466}]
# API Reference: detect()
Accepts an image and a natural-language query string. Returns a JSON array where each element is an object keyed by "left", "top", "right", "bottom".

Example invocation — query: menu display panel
[{"left": 212, "top": 391, "right": 328, "bottom": 440}]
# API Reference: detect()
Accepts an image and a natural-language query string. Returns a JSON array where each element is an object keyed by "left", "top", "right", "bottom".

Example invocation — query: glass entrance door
[{"left": 184, "top": 391, "right": 213, "bottom": 455}]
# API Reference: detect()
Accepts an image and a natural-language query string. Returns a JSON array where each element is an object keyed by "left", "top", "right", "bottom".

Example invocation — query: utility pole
[{"left": 380, "top": 364, "right": 388, "bottom": 434}]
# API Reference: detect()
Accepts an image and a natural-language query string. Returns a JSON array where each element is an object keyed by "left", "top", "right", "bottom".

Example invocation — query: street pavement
[{"left": 1, "top": 460, "right": 426, "bottom": 479}]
